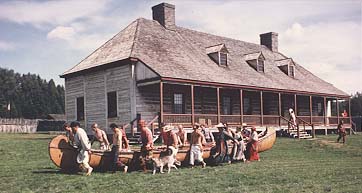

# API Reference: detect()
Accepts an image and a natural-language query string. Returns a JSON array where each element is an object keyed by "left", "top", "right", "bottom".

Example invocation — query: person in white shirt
[{"left": 71, "top": 121, "right": 93, "bottom": 176}]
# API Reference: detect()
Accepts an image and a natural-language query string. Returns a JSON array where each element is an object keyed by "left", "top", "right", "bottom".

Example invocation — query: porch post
[
  {"left": 309, "top": 96, "right": 312, "bottom": 124},
  {"left": 337, "top": 98, "right": 340, "bottom": 124},
  {"left": 294, "top": 94, "right": 297, "bottom": 115},
  {"left": 278, "top": 93, "right": 281, "bottom": 126},
  {"left": 160, "top": 81, "right": 164, "bottom": 123},
  {"left": 348, "top": 98, "right": 351, "bottom": 124},
  {"left": 217, "top": 87, "right": 220, "bottom": 123},
  {"left": 191, "top": 84, "right": 195, "bottom": 125},
  {"left": 323, "top": 97, "right": 327, "bottom": 125},
  {"left": 260, "top": 91, "right": 264, "bottom": 126},
  {"left": 240, "top": 89, "right": 243, "bottom": 125}
]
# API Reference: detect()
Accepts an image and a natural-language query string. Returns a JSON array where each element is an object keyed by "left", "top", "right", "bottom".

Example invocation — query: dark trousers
[
  {"left": 337, "top": 132, "right": 346, "bottom": 143},
  {"left": 112, "top": 146, "right": 124, "bottom": 171}
]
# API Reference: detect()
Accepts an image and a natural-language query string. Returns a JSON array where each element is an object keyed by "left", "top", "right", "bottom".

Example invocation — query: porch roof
[{"left": 62, "top": 18, "right": 348, "bottom": 97}]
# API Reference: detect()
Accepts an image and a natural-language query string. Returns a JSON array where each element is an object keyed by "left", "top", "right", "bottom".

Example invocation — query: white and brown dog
[{"left": 151, "top": 146, "right": 181, "bottom": 175}]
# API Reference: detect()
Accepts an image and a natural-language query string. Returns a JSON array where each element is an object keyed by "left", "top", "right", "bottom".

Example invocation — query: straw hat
[
  {"left": 163, "top": 125, "right": 173, "bottom": 132},
  {"left": 215, "top": 123, "right": 226, "bottom": 128}
]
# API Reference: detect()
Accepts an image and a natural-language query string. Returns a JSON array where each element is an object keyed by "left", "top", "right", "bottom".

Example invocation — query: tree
[
  {"left": 0, "top": 67, "right": 65, "bottom": 119},
  {"left": 351, "top": 92, "right": 362, "bottom": 116}
]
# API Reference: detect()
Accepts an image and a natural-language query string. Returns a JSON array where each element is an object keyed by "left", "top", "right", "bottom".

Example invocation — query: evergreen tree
[{"left": 0, "top": 67, "right": 65, "bottom": 118}]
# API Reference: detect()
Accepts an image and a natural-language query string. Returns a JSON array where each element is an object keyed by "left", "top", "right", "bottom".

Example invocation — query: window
[
  {"left": 173, "top": 93, "right": 184, "bottom": 114},
  {"left": 245, "top": 52, "right": 265, "bottom": 73},
  {"left": 219, "top": 52, "right": 228, "bottom": 66},
  {"left": 206, "top": 44, "right": 229, "bottom": 67},
  {"left": 76, "top": 97, "right": 84, "bottom": 121},
  {"left": 288, "top": 65, "right": 295, "bottom": 77},
  {"left": 107, "top": 91, "right": 117, "bottom": 118},
  {"left": 222, "top": 96, "right": 232, "bottom": 115},
  {"left": 257, "top": 59, "right": 264, "bottom": 72}
]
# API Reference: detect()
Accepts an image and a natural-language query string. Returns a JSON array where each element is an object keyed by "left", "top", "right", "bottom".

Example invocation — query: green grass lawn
[{"left": 0, "top": 133, "right": 361, "bottom": 193}]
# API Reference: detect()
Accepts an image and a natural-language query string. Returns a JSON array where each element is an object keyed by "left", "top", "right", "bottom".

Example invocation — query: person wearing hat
[
  {"left": 70, "top": 121, "right": 93, "bottom": 176},
  {"left": 189, "top": 124, "right": 207, "bottom": 168},
  {"left": 212, "top": 123, "right": 239, "bottom": 164},
  {"left": 110, "top": 123, "right": 128, "bottom": 173},
  {"left": 161, "top": 123, "right": 178, "bottom": 149},
  {"left": 246, "top": 127, "right": 259, "bottom": 161},
  {"left": 139, "top": 120, "right": 154, "bottom": 172},
  {"left": 232, "top": 127, "right": 246, "bottom": 162}
]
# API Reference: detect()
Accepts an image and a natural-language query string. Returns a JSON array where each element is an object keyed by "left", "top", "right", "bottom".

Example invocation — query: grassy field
[{"left": 0, "top": 133, "right": 361, "bottom": 193}]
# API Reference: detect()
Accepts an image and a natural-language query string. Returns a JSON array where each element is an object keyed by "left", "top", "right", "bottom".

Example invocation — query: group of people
[
  {"left": 63, "top": 120, "right": 262, "bottom": 176},
  {"left": 63, "top": 121, "right": 130, "bottom": 176}
]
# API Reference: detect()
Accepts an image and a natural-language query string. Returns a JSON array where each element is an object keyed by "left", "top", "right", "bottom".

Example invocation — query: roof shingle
[{"left": 62, "top": 18, "right": 348, "bottom": 97}]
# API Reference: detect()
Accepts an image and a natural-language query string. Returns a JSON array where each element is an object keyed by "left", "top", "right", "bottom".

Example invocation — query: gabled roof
[
  {"left": 275, "top": 58, "right": 295, "bottom": 66},
  {"left": 62, "top": 18, "right": 348, "bottom": 97},
  {"left": 244, "top": 52, "right": 265, "bottom": 61},
  {"left": 205, "top": 44, "right": 228, "bottom": 54}
]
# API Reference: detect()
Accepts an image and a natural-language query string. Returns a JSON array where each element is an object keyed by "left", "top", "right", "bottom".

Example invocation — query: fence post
[
  {"left": 158, "top": 112, "right": 162, "bottom": 130},
  {"left": 312, "top": 124, "right": 315, "bottom": 138},
  {"left": 297, "top": 124, "right": 300, "bottom": 139}
]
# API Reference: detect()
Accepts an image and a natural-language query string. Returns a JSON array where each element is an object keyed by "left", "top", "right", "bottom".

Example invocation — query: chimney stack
[
  {"left": 152, "top": 3, "right": 176, "bottom": 30},
  {"left": 260, "top": 32, "right": 278, "bottom": 52}
]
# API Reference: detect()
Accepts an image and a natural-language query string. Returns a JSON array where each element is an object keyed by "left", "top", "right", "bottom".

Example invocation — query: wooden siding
[
  {"left": 64, "top": 63, "right": 132, "bottom": 133},
  {"left": 263, "top": 92, "right": 279, "bottom": 115},
  {"left": 297, "top": 95, "right": 310, "bottom": 116},
  {"left": 65, "top": 76, "right": 84, "bottom": 122},
  {"left": 105, "top": 65, "right": 132, "bottom": 132},
  {"left": 85, "top": 71, "right": 107, "bottom": 131},
  {"left": 195, "top": 87, "right": 217, "bottom": 114},
  {"left": 136, "top": 84, "right": 160, "bottom": 122},
  {"left": 220, "top": 89, "right": 240, "bottom": 115},
  {"left": 135, "top": 61, "right": 158, "bottom": 81},
  {"left": 281, "top": 94, "right": 294, "bottom": 117},
  {"left": 163, "top": 84, "right": 191, "bottom": 114},
  {"left": 243, "top": 90, "right": 261, "bottom": 115}
]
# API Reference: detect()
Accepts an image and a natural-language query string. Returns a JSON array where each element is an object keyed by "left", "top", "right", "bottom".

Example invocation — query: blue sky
[{"left": 0, "top": 0, "right": 361, "bottom": 94}]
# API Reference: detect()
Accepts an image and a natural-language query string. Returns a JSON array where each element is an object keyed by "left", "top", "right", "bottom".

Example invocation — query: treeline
[
  {"left": 351, "top": 92, "right": 362, "bottom": 116},
  {"left": 0, "top": 67, "right": 64, "bottom": 119}
]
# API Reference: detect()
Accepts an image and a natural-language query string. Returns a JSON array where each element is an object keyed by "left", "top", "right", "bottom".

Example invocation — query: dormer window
[
  {"left": 206, "top": 44, "right": 229, "bottom": 67},
  {"left": 245, "top": 52, "right": 265, "bottom": 73},
  {"left": 276, "top": 58, "right": 295, "bottom": 78},
  {"left": 257, "top": 58, "right": 264, "bottom": 72},
  {"left": 289, "top": 65, "right": 295, "bottom": 77}
]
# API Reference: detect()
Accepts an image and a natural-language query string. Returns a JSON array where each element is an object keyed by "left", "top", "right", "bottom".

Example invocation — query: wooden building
[{"left": 61, "top": 3, "right": 351, "bottom": 133}]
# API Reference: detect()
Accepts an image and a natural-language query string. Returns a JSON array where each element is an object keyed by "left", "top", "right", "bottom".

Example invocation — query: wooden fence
[
  {"left": 0, "top": 118, "right": 39, "bottom": 133},
  {"left": 0, "top": 118, "right": 66, "bottom": 133}
]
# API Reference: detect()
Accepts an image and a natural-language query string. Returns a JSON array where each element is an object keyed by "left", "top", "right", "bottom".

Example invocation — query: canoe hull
[{"left": 48, "top": 128, "right": 276, "bottom": 171}]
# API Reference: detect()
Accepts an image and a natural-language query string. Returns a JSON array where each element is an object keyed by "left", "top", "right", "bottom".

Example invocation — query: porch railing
[
  {"left": 263, "top": 115, "right": 280, "bottom": 125},
  {"left": 296, "top": 116, "right": 315, "bottom": 138},
  {"left": 243, "top": 115, "right": 261, "bottom": 125},
  {"left": 163, "top": 114, "right": 192, "bottom": 125},
  {"left": 311, "top": 116, "right": 324, "bottom": 125},
  {"left": 326, "top": 116, "right": 338, "bottom": 125},
  {"left": 195, "top": 114, "right": 218, "bottom": 126},
  {"left": 220, "top": 115, "right": 241, "bottom": 125}
]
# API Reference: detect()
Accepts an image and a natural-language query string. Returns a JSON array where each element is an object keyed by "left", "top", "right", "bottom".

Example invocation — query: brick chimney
[
  {"left": 260, "top": 32, "right": 278, "bottom": 52},
  {"left": 152, "top": 3, "right": 175, "bottom": 30}
]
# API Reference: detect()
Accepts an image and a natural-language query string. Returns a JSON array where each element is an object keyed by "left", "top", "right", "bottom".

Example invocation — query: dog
[{"left": 151, "top": 146, "right": 181, "bottom": 175}]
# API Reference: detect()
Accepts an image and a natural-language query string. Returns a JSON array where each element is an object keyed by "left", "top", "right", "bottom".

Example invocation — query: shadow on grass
[{"left": 32, "top": 168, "right": 79, "bottom": 175}]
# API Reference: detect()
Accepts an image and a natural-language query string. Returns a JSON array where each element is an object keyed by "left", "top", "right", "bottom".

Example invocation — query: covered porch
[{"left": 137, "top": 79, "right": 351, "bottom": 128}]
